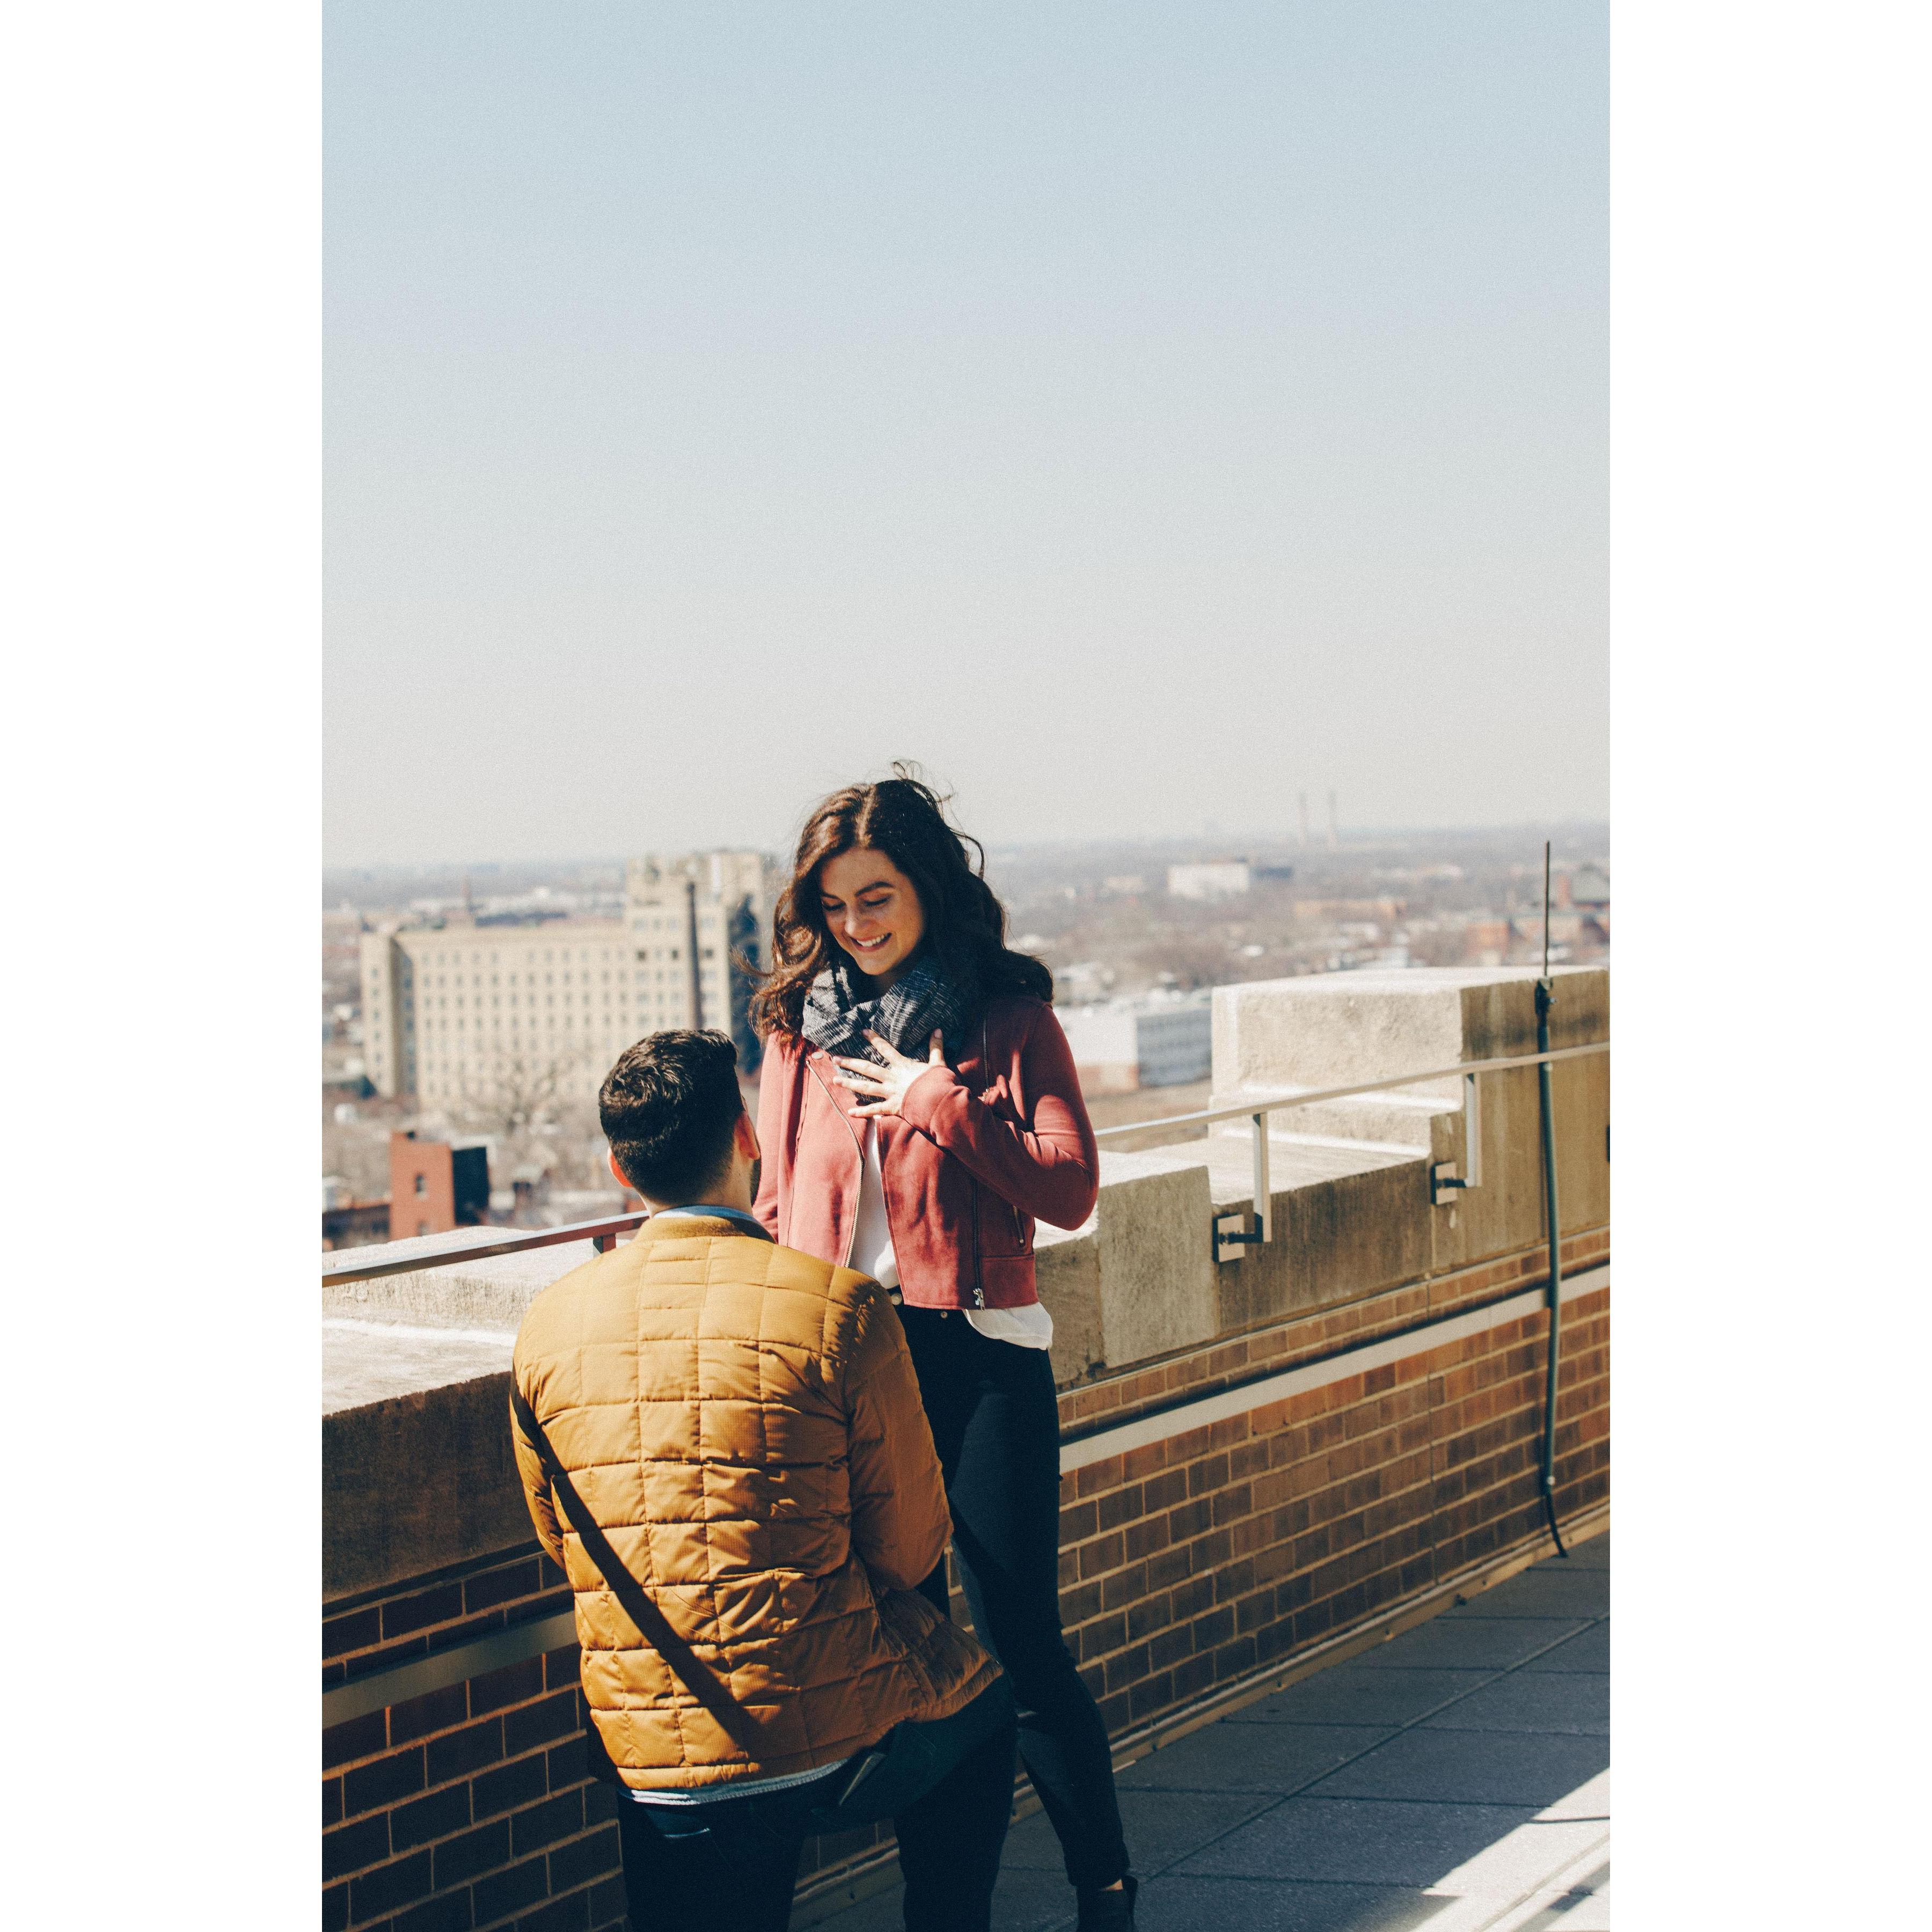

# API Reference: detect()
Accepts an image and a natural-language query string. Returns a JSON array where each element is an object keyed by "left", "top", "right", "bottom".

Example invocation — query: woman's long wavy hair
[{"left": 751, "top": 765, "right": 1052, "bottom": 1039}]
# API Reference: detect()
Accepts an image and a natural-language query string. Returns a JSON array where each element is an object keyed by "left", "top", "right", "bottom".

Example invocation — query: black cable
[
  {"left": 1542, "top": 1487, "right": 1569, "bottom": 1560},
  {"left": 1535, "top": 842, "right": 1569, "bottom": 1561}
]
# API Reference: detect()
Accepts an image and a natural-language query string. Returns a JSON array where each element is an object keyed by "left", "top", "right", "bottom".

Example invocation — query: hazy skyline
[{"left": 325, "top": 2, "right": 1606, "bottom": 867}]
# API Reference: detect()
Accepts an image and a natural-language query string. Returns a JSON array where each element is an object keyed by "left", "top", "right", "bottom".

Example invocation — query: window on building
[{"left": 414, "top": 1175, "right": 426, "bottom": 1196}]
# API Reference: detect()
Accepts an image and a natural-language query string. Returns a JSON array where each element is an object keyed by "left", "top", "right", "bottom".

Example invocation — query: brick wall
[
  {"left": 389, "top": 1133, "right": 456, "bottom": 1243},
  {"left": 1051, "top": 1254, "right": 1610, "bottom": 1736},
  {"left": 321, "top": 1226, "right": 1609, "bottom": 1930},
  {"left": 324, "top": 1553, "right": 624, "bottom": 1932}
]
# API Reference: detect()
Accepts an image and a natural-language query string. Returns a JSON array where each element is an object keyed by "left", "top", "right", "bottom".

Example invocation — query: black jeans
[
  {"left": 616, "top": 1711, "right": 1016, "bottom": 1932},
  {"left": 899, "top": 1306, "right": 1132, "bottom": 1893}
]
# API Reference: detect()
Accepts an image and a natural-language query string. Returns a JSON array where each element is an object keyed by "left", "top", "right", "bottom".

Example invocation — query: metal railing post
[{"left": 1252, "top": 1112, "right": 1271, "bottom": 1243}]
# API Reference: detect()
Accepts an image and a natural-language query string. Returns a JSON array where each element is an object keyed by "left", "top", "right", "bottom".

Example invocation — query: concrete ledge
[
  {"left": 325, "top": 1370, "right": 531, "bottom": 1601},
  {"left": 323, "top": 1318, "right": 515, "bottom": 1416},
  {"left": 324, "top": 1230, "right": 599, "bottom": 1330}
]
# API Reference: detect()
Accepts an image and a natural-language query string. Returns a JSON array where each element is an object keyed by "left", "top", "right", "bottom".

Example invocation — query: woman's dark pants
[
  {"left": 899, "top": 1305, "right": 1133, "bottom": 1893},
  {"left": 616, "top": 1712, "right": 1016, "bottom": 1932}
]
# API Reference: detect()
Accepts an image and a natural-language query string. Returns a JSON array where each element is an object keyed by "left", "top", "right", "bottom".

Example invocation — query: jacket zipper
[
  {"left": 969, "top": 1018, "right": 988, "bottom": 1306},
  {"left": 969, "top": 1175, "right": 984, "bottom": 1307}
]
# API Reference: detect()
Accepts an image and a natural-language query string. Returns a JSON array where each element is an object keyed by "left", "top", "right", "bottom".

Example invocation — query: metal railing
[
  {"left": 1090, "top": 1040, "right": 1609, "bottom": 1262},
  {"left": 323, "top": 1212, "right": 648, "bottom": 1285},
  {"left": 320, "top": 1038, "right": 1608, "bottom": 1284}
]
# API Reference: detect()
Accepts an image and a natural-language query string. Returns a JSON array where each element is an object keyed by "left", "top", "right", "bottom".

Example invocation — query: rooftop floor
[{"left": 802, "top": 1530, "right": 1609, "bottom": 1932}]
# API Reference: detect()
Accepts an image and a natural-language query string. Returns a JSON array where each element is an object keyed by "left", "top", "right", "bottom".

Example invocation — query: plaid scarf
[{"left": 800, "top": 950, "right": 983, "bottom": 1062}]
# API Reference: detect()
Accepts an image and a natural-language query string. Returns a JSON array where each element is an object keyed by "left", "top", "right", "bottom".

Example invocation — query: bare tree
[{"left": 450, "top": 1051, "right": 584, "bottom": 1140}]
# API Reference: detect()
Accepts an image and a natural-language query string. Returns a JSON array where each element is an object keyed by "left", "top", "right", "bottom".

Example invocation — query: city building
[
  {"left": 320, "top": 1177, "right": 389, "bottom": 1251},
  {"left": 1057, "top": 989, "right": 1213, "bottom": 1093},
  {"left": 359, "top": 918, "right": 638, "bottom": 1108},
  {"left": 322, "top": 1131, "right": 492, "bottom": 1250},
  {"left": 1167, "top": 860, "right": 1252, "bottom": 900},
  {"left": 624, "top": 848, "right": 773, "bottom": 1063},
  {"left": 1569, "top": 861, "right": 1611, "bottom": 908},
  {"left": 358, "top": 849, "right": 774, "bottom": 1108},
  {"left": 389, "top": 1129, "right": 490, "bottom": 1240}
]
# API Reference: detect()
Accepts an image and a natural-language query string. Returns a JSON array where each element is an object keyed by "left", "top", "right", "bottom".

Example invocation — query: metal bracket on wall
[
  {"left": 1213, "top": 1112, "right": 1273, "bottom": 1264},
  {"left": 1430, "top": 1071, "right": 1483, "bottom": 1208}
]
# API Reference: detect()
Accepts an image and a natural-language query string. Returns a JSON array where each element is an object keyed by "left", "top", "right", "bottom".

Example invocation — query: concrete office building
[
  {"left": 624, "top": 848, "right": 773, "bottom": 1064},
  {"left": 1058, "top": 990, "right": 1214, "bottom": 1093},
  {"left": 359, "top": 849, "right": 775, "bottom": 1107}
]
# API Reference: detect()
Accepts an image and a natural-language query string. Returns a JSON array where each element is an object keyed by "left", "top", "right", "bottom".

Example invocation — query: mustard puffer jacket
[{"left": 510, "top": 1211, "right": 1000, "bottom": 1791}]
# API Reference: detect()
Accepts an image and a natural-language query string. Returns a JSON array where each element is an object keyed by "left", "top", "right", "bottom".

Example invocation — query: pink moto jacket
[{"left": 753, "top": 995, "right": 1099, "bottom": 1310}]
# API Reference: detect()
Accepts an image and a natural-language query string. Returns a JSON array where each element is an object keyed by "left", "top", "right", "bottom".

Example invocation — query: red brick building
[{"left": 389, "top": 1132, "right": 491, "bottom": 1242}]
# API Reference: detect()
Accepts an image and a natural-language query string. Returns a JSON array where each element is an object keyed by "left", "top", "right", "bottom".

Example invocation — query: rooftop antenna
[
  {"left": 1326, "top": 789, "right": 1338, "bottom": 852},
  {"left": 1533, "top": 836, "right": 1568, "bottom": 1557},
  {"left": 1541, "top": 840, "right": 1552, "bottom": 979}
]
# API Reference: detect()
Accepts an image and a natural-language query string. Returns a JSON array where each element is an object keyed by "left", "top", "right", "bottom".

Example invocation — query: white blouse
[{"left": 852, "top": 1118, "right": 1054, "bottom": 1351}]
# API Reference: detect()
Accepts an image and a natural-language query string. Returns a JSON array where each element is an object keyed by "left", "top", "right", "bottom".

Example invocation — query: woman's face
[{"left": 818, "top": 845, "right": 926, "bottom": 988}]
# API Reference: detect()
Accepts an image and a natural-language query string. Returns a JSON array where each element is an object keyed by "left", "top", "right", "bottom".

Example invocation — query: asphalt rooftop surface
[{"left": 799, "top": 1529, "right": 1609, "bottom": 1932}]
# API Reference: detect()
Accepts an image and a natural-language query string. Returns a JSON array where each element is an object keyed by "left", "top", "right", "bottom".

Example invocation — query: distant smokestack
[
  {"left": 1327, "top": 789, "right": 1338, "bottom": 852},
  {"left": 1298, "top": 792, "right": 1309, "bottom": 851},
  {"left": 684, "top": 877, "right": 704, "bottom": 1027}
]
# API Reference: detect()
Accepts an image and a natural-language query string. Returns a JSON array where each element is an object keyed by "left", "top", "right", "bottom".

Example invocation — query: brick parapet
[
  {"left": 321, "top": 1233, "right": 1609, "bottom": 1929},
  {"left": 324, "top": 1548, "right": 626, "bottom": 1932},
  {"left": 1054, "top": 1223, "right": 1608, "bottom": 1437}
]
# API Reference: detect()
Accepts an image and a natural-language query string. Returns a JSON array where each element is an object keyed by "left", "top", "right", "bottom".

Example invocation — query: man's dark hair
[{"left": 599, "top": 1030, "right": 744, "bottom": 1204}]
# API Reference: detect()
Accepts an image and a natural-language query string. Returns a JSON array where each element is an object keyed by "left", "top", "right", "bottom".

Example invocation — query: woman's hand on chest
[{"left": 835, "top": 1029, "right": 947, "bottom": 1118}]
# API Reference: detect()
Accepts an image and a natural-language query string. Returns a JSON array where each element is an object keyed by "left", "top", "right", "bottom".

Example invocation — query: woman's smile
[{"left": 818, "top": 844, "right": 927, "bottom": 988}]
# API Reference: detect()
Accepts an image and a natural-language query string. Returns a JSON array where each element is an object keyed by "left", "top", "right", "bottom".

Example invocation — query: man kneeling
[{"left": 511, "top": 1030, "right": 1015, "bottom": 1932}]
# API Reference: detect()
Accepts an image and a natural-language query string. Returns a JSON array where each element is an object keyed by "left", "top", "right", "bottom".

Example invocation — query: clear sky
[{"left": 324, "top": 2, "right": 1606, "bottom": 866}]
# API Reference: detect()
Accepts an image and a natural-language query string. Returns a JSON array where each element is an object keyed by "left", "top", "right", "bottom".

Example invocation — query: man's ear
[
  {"left": 608, "top": 1148, "right": 630, "bottom": 1190},
  {"left": 734, "top": 1111, "right": 760, "bottom": 1162}
]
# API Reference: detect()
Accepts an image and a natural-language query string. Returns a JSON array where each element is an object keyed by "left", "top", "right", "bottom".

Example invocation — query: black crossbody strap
[{"left": 509, "top": 1382, "right": 756, "bottom": 1754}]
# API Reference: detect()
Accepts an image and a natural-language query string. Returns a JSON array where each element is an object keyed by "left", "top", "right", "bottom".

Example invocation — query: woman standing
[{"left": 751, "top": 771, "right": 1136, "bottom": 1928}]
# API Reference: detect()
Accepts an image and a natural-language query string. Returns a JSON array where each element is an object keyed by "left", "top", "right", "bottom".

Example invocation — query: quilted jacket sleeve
[
  {"left": 898, "top": 1002, "right": 1100, "bottom": 1230},
  {"left": 508, "top": 1359, "right": 568, "bottom": 1570},
  {"left": 842, "top": 1283, "right": 951, "bottom": 1592}
]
